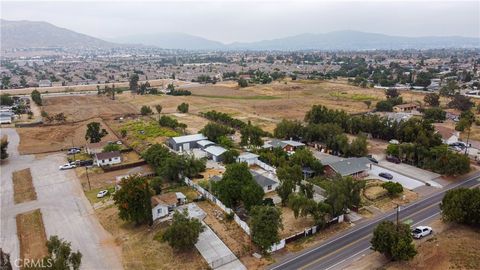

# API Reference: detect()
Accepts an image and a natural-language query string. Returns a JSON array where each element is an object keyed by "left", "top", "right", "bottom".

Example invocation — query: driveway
[
  {"left": 377, "top": 160, "right": 442, "bottom": 185},
  {"left": 0, "top": 128, "right": 122, "bottom": 270},
  {"left": 368, "top": 164, "right": 425, "bottom": 190}
]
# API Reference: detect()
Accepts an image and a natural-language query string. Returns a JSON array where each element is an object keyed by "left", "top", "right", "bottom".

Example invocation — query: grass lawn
[
  {"left": 84, "top": 186, "right": 116, "bottom": 204},
  {"left": 123, "top": 120, "right": 179, "bottom": 141},
  {"left": 163, "top": 185, "right": 199, "bottom": 201},
  {"left": 12, "top": 168, "right": 37, "bottom": 204},
  {"left": 16, "top": 209, "right": 48, "bottom": 262}
]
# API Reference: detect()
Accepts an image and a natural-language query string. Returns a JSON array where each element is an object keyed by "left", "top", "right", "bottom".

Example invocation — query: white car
[
  {"left": 411, "top": 226, "right": 433, "bottom": 239},
  {"left": 67, "top": 148, "right": 81, "bottom": 155},
  {"left": 59, "top": 163, "right": 76, "bottom": 170},
  {"left": 96, "top": 190, "right": 109, "bottom": 198}
]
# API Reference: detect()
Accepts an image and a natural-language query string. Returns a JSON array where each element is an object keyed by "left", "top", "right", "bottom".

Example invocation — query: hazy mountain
[
  {"left": 228, "top": 30, "right": 480, "bottom": 50},
  {"left": 109, "top": 32, "right": 225, "bottom": 50},
  {"left": 1, "top": 19, "right": 116, "bottom": 49}
]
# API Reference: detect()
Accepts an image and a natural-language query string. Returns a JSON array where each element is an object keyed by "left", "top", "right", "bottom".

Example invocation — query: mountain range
[{"left": 2, "top": 19, "right": 479, "bottom": 51}]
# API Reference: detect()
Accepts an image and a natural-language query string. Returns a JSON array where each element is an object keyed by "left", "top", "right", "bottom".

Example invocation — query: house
[
  {"left": 167, "top": 133, "right": 207, "bottom": 151},
  {"left": 250, "top": 171, "right": 279, "bottom": 193},
  {"left": 204, "top": 145, "right": 227, "bottom": 162},
  {"left": 237, "top": 152, "right": 260, "bottom": 165},
  {"left": 38, "top": 80, "right": 52, "bottom": 87},
  {"left": 94, "top": 151, "right": 121, "bottom": 166},
  {"left": 196, "top": 139, "right": 215, "bottom": 149},
  {"left": 86, "top": 141, "right": 109, "bottom": 154},
  {"left": 435, "top": 125, "right": 459, "bottom": 145},
  {"left": 393, "top": 103, "right": 419, "bottom": 113},
  {"left": 262, "top": 139, "right": 305, "bottom": 152},
  {"left": 0, "top": 111, "right": 14, "bottom": 124},
  {"left": 323, "top": 157, "right": 372, "bottom": 178},
  {"left": 151, "top": 192, "right": 187, "bottom": 220},
  {"left": 385, "top": 112, "right": 412, "bottom": 123}
]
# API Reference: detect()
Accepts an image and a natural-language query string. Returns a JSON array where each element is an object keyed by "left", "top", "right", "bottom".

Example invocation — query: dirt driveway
[{"left": 0, "top": 128, "right": 122, "bottom": 269}]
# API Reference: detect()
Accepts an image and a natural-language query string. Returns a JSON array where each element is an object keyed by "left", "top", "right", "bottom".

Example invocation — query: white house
[
  {"left": 151, "top": 192, "right": 187, "bottom": 220},
  {"left": 204, "top": 145, "right": 227, "bottom": 162},
  {"left": 94, "top": 151, "right": 122, "bottom": 166},
  {"left": 86, "top": 141, "right": 109, "bottom": 155},
  {"left": 435, "top": 125, "right": 460, "bottom": 145},
  {"left": 237, "top": 152, "right": 260, "bottom": 165}
]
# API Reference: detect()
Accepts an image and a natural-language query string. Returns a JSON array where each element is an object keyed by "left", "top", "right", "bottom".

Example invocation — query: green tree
[
  {"left": 382, "top": 182, "right": 403, "bottom": 197},
  {"left": 348, "top": 135, "right": 368, "bottom": 157},
  {"left": 31, "top": 89, "right": 42, "bottom": 106},
  {"left": 103, "top": 143, "right": 121, "bottom": 152},
  {"left": 240, "top": 121, "right": 264, "bottom": 147},
  {"left": 455, "top": 110, "right": 475, "bottom": 132},
  {"left": 276, "top": 165, "right": 302, "bottom": 205},
  {"left": 439, "top": 80, "right": 458, "bottom": 96},
  {"left": 363, "top": 100, "right": 372, "bottom": 109},
  {"left": 162, "top": 209, "right": 205, "bottom": 251},
  {"left": 85, "top": 122, "right": 108, "bottom": 143},
  {"left": 376, "top": 100, "right": 393, "bottom": 112},
  {"left": 324, "top": 176, "right": 365, "bottom": 216},
  {"left": 440, "top": 188, "right": 480, "bottom": 226},
  {"left": 448, "top": 94, "right": 473, "bottom": 111},
  {"left": 129, "top": 73, "right": 139, "bottom": 94},
  {"left": 177, "top": 103, "right": 189, "bottom": 113},
  {"left": 222, "top": 149, "right": 239, "bottom": 164},
  {"left": 0, "top": 136, "right": 8, "bottom": 160},
  {"left": 274, "top": 119, "right": 304, "bottom": 140},
  {"left": 238, "top": 78, "right": 248, "bottom": 88},
  {"left": 371, "top": 221, "right": 417, "bottom": 261},
  {"left": 0, "top": 94, "right": 14, "bottom": 106},
  {"left": 39, "top": 235, "right": 83, "bottom": 270},
  {"left": 113, "top": 175, "right": 153, "bottom": 225},
  {"left": 155, "top": 104, "right": 162, "bottom": 114},
  {"left": 424, "top": 93, "right": 440, "bottom": 107},
  {"left": 1, "top": 76, "right": 11, "bottom": 89},
  {"left": 200, "top": 122, "right": 234, "bottom": 143},
  {"left": 250, "top": 206, "right": 283, "bottom": 252},
  {"left": 120, "top": 129, "right": 127, "bottom": 138},
  {"left": 288, "top": 193, "right": 331, "bottom": 227},
  {"left": 423, "top": 107, "right": 446, "bottom": 122},
  {"left": 140, "top": 105, "right": 153, "bottom": 115}
]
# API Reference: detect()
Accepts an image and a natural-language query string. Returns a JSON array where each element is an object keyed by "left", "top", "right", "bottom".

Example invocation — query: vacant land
[
  {"left": 16, "top": 209, "right": 48, "bottom": 263},
  {"left": 280, "top": 207, "right": 315, "bottom": 238},
  {"left": 12, "top": 168, "right": 37, "bottom": 204},
  {"left": 95, "top": 205, "right": 208, "bottom": 270},
  {"left": 362, "top": 179, "right": 418, "bottom": 212}
]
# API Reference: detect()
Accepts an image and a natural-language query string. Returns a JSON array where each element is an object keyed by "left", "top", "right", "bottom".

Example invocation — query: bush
[
  {"left": 140, "top": 105, "right": 153, "bottom": 115},
  {"left": 31, "top": 90, "right": 42, "bottom": 106},
  {"left": 371, "top": 221, "right": 416, "bottom": 261},
  {"left": 177, "top": 103, "right": 189, "bottom": 113},
  {"left": 163, "top": 209, "right": 204, "bottom": 251},
  {"left": 440, "top": 188, "right": 480, "bottom": 226},
  {"left": 381, "top": 182, "right": 403, "bottom": 197}
]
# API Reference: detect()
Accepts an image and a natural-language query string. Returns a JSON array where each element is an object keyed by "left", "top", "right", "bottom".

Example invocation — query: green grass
[
  {"left": 163, "top": 185, "right": 198, "bottom": 201},
  {"left": 67, "top": 152, "right": 91, "bottom": 162},
  {"left": 192, "top": 94, "right": 280, "bottom": 100},
  {"left": 123, "top": 120, "right": 179, "bottom": 140},
  {"left": 84, "top": 186, "right": 116, "bottom": 204},
  {"left": 329, "top": 92, "right": 377, "bottom": 101}
]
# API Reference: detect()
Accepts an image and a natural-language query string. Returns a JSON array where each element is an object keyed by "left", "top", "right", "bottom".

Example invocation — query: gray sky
[{"left": 1, "top": 0, "right": 479, "bottom": 43}]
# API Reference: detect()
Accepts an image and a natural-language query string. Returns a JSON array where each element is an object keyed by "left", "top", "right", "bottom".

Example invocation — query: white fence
[
  {"left": 254, "top": 159, "right": 276, "bottom": 173},
  {"left": 184, "top": 177, "right": 251, "bottom": 235}
]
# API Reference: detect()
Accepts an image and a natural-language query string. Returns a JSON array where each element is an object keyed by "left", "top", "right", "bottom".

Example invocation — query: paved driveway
[
  {"left": 368, "top": 164, "right": 425, "bottom": 190},
  {"left": 0, "top": 128, "right": 122, "bottom": 270}
]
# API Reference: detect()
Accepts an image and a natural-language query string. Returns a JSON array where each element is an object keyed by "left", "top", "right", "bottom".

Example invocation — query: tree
[
  {"left": 39, "top": 235, "right": 82, "bottom": 270},
  {"left": 222, "top": 149, "right": 239, "bottom": 164},
  {"left": 1, "top": 76, "right": 11, "bottom": 89},
  {"left": 0, "top": 94, "right": 14, "bottom": 106},
  {"left": 414, "top": 71, "right": 432, "bottom": 88},
  {"left": 382, "top": 182, "right": 403, "bottom": 197},
  {"left": 424, "top": 93, "right": 440, "bottom": 107},
  {"left": 140, "top": 105, "right": 153, "bottom": 115},
  {"left": 439, "top": 80, "right": 458, "bottom": 96},
  {"left": 163, "top": 209, "right": 205, "bottom": 251},
  {"left": 238, "top": 78, "right": 248, "bottom": 88},
  {"left": 150, "top": 177, "right": 162, "bottom": 195},
  {"left": 371, "top": 221, "right": 416, "bottom": 261},
  {"left": 200, "top": 122, "right": 234, "bottom": 143},
  {"left": 385, "top": 88, "right": 400, "bottom": 99},
  {"left": 448, "top": 94, "right": 473, "bottom": 111},
  {"left": 0, "top": 136, "right": 8, "bottom": 160},
  {"left": 376, "top": 100, "right": 393, "bottom": 112},
  {"left": 31, "top": 89, "right": 42, "bottom": 106},
  {"left": 324, "top": 176, "right": 365, "bottom": 216},
  {"left": 155, "top": 104, "right": 162, "bottom": 114},
  {"left": 423, "top": 107, "right": 446, "bottom": 122},
  {"left": 274, "top": 119, "right": 304, "bottom": 140},
  {"left": 440, "top": 188, "right": 480, "bottom": 226},
  {"left": 288, "top": 193, "right": 331, "bottom": 227},
  {"left": 240, "top": 121, "right": 264, "bottom": 147},
  {"left": 103, "top": 143, "right": 121, "bottom": 152},
  {"left": 177, "top": 103, "right": 189, "bottom": 113},
  {"left": 113, "top": 175, "right": 153, "bottom": 225},
  {"left": 455, "top": 110, "right": 475, "bottom": 132},
  {"left": 120, "top": 129, "right": 127, "bottom": 138},
  {"left": 276, "top": 165, "right": 302, "bottom": 205},
  {"left": 250, "top": 206, "right": 283, "bottom": 252},
  {"left": 85, "top": 122, "right": 108, "bottom": 143},
  {"left": 363, "top": 100, "right": 372, "bottom": 109},
  {"left": 129, "top": 73, "right": 139, "bottom": 94},
  {"left": 348, "top": 135, "right": 368, "bottom": 157}
]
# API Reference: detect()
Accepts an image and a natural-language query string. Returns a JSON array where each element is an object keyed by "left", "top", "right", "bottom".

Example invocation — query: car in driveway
[
  {"left": 67, "top": 148, "right": 81, "bottom": 155},
  {"left": 97, "top": 190, "right": 109, "bottom": 198},
  {"left": 411, "top": 226, "right": 433, "bottom": 239},
  {"left": 59, "top": 163, "right": 76, "bottom": 170},
  {"left": 386, "top": 156, "right": 401, "bottom": 164},
  {"left": 379, "top": 172, "right": 393, "bottom": 180}
]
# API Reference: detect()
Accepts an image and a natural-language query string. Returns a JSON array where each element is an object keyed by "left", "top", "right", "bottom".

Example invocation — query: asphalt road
[{"left": 269, "top": 174, "right": 480, "bottom": 270}]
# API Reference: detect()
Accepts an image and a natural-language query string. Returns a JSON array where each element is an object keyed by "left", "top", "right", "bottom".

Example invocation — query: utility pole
[
  {"left": 85, "top": 167, "right": 91, "bottom": 191},
  {"left": 395, "top": 203, "right": 400, "bottom": 230}
]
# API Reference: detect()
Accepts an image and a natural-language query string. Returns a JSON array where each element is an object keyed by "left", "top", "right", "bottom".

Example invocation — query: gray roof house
[
  {"left": 262, "top": 139, "right": 305, "bottom": 152},
  {"left": 250, "top": 171, "right": 279, "bottom": 193},
  {"left": 167, "top": 134, "right": 207, "bottom": 152},
  {"left": 324, "top": 157, "right": 372, "bottom": 178}
]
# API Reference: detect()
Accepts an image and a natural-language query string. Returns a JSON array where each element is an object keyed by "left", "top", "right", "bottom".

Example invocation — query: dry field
[
  {"left": 362, "top": 179, "right": 418, "bottom": 212},
  {"left": 280, "top": 207, "right": 315, "bottom": 238},
  {"left": 17, "top": 117, "right": 118, "bottom": 154},
  {"left": 12, "top": 168, "right": 37, "bottom": 204},
  {"left": 16, "top": 209, "right": 48, "bottom": 263},
  {"left": 95, "top": 205, "right": 208, "bottom": 270}
]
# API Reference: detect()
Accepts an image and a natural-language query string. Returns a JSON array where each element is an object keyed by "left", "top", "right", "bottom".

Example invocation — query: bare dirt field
[
  {"left": 16, "top": 209, "right": 48, "bottom": 262},
  {"left": 280, "top": 207, "right": 315, "bottom": 238},
  {"left": 95, "top": 204, "right": 208, "bottom": 270},
  {"left": 12, "top": 168, "right": 37, "bottom": 204},
  {"left": 17, "top": 118, "right": 118, "bottom": 154},
  {"left": 362, "top": 179, "right": 418, "bottom": 212}
]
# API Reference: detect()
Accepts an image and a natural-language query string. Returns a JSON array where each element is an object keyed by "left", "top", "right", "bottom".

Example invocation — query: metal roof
[
  {"left": 250, "top": 171, "right": 278, "bottom": 188},
  {"left": 238, "top": 152, "right": 260, "bottom": 160},
  {"left": 171, "top": 134, "right": 207, "bottom": 144},
  {"left": 204, "top": 145, "right": 227, "bottom": 156},
  {"left": 197, "top": 139, "right": 215, "bottom": 147}
]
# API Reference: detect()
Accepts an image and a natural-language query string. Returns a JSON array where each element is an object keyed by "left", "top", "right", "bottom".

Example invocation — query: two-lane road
[{"left": 269, "top": 174, "right": 480, "bottom": 270}]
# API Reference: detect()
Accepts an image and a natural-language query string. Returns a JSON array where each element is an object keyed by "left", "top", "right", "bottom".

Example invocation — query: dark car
[
  {"left": 386, "top": 156, "right": 401, "bottom": 164},
  {"left": 367, "top": 157, "right": 378, "bottom": 164},
  {"left": 379, "top": 172, "right": 393, "bottom": 180}
]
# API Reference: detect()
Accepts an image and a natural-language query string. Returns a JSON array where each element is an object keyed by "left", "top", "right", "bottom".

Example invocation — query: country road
[{"left": 269, "top": 174, "right": 480, "bottom": 270}]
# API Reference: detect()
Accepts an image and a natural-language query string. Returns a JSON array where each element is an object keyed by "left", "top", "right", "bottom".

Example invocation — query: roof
[
  {"left": 210, "top": 175, "right": 222, "bottom": 182},
  {"left": 434, "top": 125, "right": 458, "bottom": 140},
  {"left": 175, "top": 192, "right": 186, "bottom": 200},
  {"left": 171, "top": 134, "right": 207, "bottom": 144},
  {"left": 312, "top": 152, "right": 343, "bottom": 166},
  {"left": 282, "top": 140, "right": 305, "bottom": 147},
  {"left": 151, "top": 192, "right": 178, "bottom": 207},
  {"left": 197, "top": 139, "right": 215, "bottom": 147},
  {"left": 95, "top": 151, "right": 121, "bottom": 160},
  {"left": 327, "top": 157, "right": 372, "bottom": 176},
  {"left": 266, "top": 139, "right": 287, "bottom": 148},
  {"left": 204, "top": 145, "right": 227, "bottom": 156},
  {"left": 393, "top": 103, "right": 418, "bottom": 109},
  {"left": 250, "top": 171, "right": 278, "bottom": 188},
  {"left": 238, "top": 152, "right": 260, "bottom": 160}
]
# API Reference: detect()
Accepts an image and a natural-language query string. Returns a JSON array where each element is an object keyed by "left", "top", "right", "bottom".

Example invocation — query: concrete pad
[
  {"left": 377, "top": 161, "right": 441, "bottom": 182},
  {"left": 368, "top": 164, "right": 425, "bottom": 190}
]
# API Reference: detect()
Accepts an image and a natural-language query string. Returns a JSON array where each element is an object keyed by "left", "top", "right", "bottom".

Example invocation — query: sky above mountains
[{"left": 2, "top": 0, "right": 479, "bottom": 43}]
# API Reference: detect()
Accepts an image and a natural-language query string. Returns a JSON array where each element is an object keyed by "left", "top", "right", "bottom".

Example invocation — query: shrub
[{"left": 381, "top": 182, "right": 403, "bottom": 197}]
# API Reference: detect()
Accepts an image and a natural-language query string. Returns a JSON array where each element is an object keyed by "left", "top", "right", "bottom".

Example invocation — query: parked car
[
  {"left": 59, "top": 163, "right": 76, "bottom": 170},
  {"left": 367, "top": 157, "right": 379, "bottom": 164},
  {"left": 379, "top": 172, "right": 393, "bottom": 180},
  {"left": 76, "top": 159, "right": 94, "bottom": 167},
  {"left": 96, "top": 190, "right": 109, "bottom": 198},
  {"left": 389, "top": 139, "right": 400, "bottom": 145},
  {"left": 386, "top": 156, "right": 401, "bottom": 164},
  {"left": 67, "top": 148, "right": 81, "bottom": 155},
  {"left": 411, "top": 226, "right": 433, "bottom": 239}
]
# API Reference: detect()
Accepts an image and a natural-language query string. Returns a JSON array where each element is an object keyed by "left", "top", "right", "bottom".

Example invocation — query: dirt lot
[
  {"left": 17, "top": 118, "right": 118, "bottom": 154},
  {"left": 362, "top": 179, "right": 418, "bottom": 212},
  {"left": 12, "top": 168, "right": 37, "bottom": 204},
  {"left": 95, "top": 204, "right": 208, "bottom": 270},
  {"left": 16, "top": 209, "right": 48, "bottom": 262},
  {"left": 280, "top": 207, "right": 315, "bottom": 238}
]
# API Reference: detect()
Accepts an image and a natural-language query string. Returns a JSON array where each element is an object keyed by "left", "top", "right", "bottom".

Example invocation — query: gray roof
[
  {"left": 171, "top": 134, "right": 207, "bottom": 144},
  {"left": 197, "top": 139, "right": 215, "bottom": 147},
  {"left": 95, "top": 151, "right": 121, "bottom": 160},
  {"left": 250, "top": 171, "right": 278, "bottom": 188},
  {"left": 327, "top": 157, "right": 372, "bottom": 176},
  {"left": 204, "top": 145, "right": 227, "bottom": 157},
  {"left": 210, "top": 175, "right": 222, "bottom": 182},
  {"left": 282, "top": 140, "right": 305, "bottom": 147},
  {"left": 263, "top": 139, "right": 305, "bottom": 149},
  {"left": 238, "top": 152, "right": 260, "bottom": 160},
  {"left": 313, "top": 152, "right": 343, "bottom": 166}
]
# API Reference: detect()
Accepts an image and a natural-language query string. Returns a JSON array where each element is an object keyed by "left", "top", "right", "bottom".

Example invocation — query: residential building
[
  {"left": 262, "top": 139, "right": 305, "bottom": 152},
  {"left": 393, "top": 103, "right": 419, "bottom": 113},
  {"left": 204, "top": 145, "right": 227, "bottom": 162},
  {"left": 435, "top": 125, "right": 460, "bottom": 145},
  {"left": 196, "top": 139, "right": 215, "bottom": 149},
  {"left": 250, "top": 171, "right": 279, "bottom": 193},
  {"left": 237, "top": 152, "right": 260, "bottom": 165},
  {"left": 94, "top": 151, "right": 121, "bottom": 166},
  {"left": 151, "top": 192, "right": 186, "bottom": 220},
  {"left": 323, "top": 157, "right": 372, "bottom": 178},
  {"left": 38, "top": 79, "right": 52, "bottom": 87},
  {"left": 167, "top": 133, "right": 207, "bottom": 151}
]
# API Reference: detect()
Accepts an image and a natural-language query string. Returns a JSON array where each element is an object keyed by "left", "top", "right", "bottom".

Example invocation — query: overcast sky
[{"left": 2, "top": 0, "right": 479, "bottom": 43}]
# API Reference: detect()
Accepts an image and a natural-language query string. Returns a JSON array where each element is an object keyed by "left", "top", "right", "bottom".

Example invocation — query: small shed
[
  {"left": 237, "top": 152, "right": 260, "bottom": 165},
  {"left": 204, "top": 145, "right": 227, "bottom": 162}
]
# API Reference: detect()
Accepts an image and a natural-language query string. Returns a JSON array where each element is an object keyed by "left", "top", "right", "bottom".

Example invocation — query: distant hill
[
  {"left": 1, "top": 19, "right": 116, "bottom": 49},
  {"left": 109, "top": 32, "right": 225, "bottom": 50}
]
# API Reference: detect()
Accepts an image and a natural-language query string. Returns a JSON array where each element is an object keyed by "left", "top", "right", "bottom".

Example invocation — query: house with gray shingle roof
[{"left": 324, "top": 157, "right": 372, "bottom": 178}]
